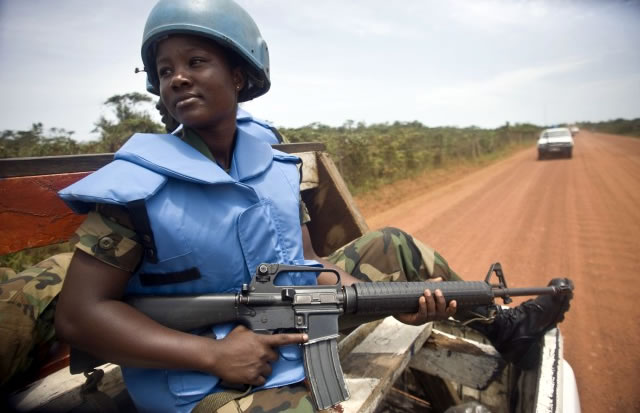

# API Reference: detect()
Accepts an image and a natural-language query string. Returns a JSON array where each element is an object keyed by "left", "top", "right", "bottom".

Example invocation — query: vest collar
[
  {"left": 115, "top": 127, "right": 273, "bottom": 185},
  {"left": 236, "top": 107, "right": 252, "bottom": 122}
]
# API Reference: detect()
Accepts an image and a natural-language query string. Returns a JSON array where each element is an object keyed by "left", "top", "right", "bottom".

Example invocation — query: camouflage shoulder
[{"left": 72, "top": 210, "right": 142, "bottom": 272}]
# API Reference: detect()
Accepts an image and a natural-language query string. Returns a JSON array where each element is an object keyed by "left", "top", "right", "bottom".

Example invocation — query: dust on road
[{"left": 360, "top": 131, "right": 640, "bottom": 412}]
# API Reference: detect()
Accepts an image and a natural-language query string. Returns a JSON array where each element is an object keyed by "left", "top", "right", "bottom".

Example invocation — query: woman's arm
[{"left": 55, "top": 249, "right": 306, "bottom": 386}]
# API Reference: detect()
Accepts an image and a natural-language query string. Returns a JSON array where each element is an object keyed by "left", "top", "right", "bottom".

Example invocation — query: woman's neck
[{"left": 192, "top": 116, "right": 237, "bottom": 170}]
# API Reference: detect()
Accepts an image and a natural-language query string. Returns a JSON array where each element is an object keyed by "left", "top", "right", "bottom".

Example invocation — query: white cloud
[
  {"left": 421, "top": 57, "right": 592, "bottom": 105},
  {"left": 450, "top": 0, "right": 550, "bottom": 30}
]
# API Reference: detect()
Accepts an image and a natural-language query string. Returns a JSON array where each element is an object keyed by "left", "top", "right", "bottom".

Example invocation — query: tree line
[
  {"left": 2, "top": 93, "right": 638, "bottom": 194},
  {"left": 0, "top": 93, "right": 163, "bottom": 158},
  {"left": 578, "top": 118, "right": 640, "bottom": 137}
]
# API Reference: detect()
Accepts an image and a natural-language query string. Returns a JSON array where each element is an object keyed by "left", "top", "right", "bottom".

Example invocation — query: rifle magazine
[{"left": 303, "top": 338, "right": 350, "bottom": 410}]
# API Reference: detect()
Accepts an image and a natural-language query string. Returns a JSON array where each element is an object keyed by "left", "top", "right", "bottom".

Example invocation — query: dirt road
[{"left": 364, "top": 131, "right": 640, "bottom": 412}]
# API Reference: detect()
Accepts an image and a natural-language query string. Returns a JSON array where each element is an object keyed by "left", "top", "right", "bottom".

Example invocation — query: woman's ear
[{"left": 232, "top": 68, "right": 247, "bottom": 93}]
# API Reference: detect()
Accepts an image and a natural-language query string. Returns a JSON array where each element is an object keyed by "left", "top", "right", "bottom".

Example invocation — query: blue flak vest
[
  {"left": 237, "top": 107, "right": 283, "bottom": 144},
  {"left": 59, "top": 125, "right": 317, "bottom": 412}
]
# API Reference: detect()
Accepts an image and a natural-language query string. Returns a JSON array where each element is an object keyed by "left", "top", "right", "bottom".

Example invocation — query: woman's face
[{"left": 155, "top": 35, "right": 244, "bottom": 130}]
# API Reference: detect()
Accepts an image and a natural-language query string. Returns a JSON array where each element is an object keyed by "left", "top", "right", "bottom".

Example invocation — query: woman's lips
[{"left": 175, "top": 96, "right": 200, "bottom": 109}]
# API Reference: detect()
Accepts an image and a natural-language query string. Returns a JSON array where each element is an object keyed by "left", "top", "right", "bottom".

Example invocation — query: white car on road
[{"left": 537, "top": 127, "right": 574, "bottom": 160}]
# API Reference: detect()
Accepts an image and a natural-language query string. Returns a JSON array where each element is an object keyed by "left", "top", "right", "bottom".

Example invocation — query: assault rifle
[{"left": 118, "top": 262, "right": 571, "bottom": 410}]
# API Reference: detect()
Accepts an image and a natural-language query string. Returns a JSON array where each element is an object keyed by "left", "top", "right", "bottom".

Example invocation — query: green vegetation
[
  {"left": 0, "top": 123, "right": 81, "bottom": 158},
  {"left": 92, "top": 93, "right": 164, "bottom": 152},
  {"left": 281, "top": 121, "right": 540, "bottom": 194},
  {"left": 579, "top": 118, "right": 640, "bottom": 138},
  {"left": 0, "top": 93, "right": 162, "bottom": 158}
]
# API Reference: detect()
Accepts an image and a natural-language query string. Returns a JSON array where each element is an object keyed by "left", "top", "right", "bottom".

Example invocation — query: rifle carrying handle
[{"left": 303, "top": 339, "right": 350, "bottom": 410}]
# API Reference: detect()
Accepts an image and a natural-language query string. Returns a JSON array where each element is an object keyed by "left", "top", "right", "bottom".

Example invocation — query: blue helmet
[{"left": 141, "top": 0, "right": 270, "bottom": 102}]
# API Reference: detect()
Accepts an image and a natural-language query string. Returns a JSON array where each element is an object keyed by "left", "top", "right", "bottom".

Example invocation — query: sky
[{"left": 1, "top": 0, "right": 639, "bottom": 142}]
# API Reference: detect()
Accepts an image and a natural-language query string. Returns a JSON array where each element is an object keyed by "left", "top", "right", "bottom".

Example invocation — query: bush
[{"left": 280, "top": 121, "right": 539, "bottom": 194}]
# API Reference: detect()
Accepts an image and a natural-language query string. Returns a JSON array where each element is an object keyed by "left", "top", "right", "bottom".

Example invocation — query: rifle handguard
[{"left": 347, "top": 280, "right": 495, "bottom": 314}]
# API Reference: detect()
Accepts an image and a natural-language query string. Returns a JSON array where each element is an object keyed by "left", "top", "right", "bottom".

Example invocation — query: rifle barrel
[{"left": 493, "top": 286, "right": 563, "bottom": 298}]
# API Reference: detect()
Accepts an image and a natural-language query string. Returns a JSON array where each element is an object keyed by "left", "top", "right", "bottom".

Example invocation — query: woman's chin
[
  {"left": 175, "top": 113, "right": 207, "bottom": 129},
  {"left": 179, "top": 111, "right": 235, "bottom": 131}
]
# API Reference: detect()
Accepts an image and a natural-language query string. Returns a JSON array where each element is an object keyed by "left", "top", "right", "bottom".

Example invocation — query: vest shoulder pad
[
  {"left": 58, "top": 159, "right": 167, "bottom": 214},
  {"left": 237, "top": 110, "right": 282, "bottom": 144},
  {"left": 272, "top": 149, "right": 300, "bottom": 164}
]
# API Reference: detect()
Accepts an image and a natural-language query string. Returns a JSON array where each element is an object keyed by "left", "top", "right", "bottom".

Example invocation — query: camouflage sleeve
[
  {"left": 0, "top": 253, "right": 72, "bottom": 388},
  {"left": 325, "top": 227, "right": 463, "bottom": 283},
  {"left": 70, "top": 205, "right": 143, "bottom": 273}
]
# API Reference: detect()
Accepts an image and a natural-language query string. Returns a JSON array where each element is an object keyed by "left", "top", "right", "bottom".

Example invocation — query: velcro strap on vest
[
  {"left": 139, "top": 267, "right": 201, "bottom": 286},
  {"left": 127, "top": 199, "right": 158, "bottom": 264}
]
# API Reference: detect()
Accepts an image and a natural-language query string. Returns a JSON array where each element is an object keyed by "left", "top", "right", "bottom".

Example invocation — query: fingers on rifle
[
  {"left": 447, "top": 299, "right": 457, "bottom": 316},
  {"left": 252, "top": 375, "right": 267, "bottom": 387},
  {"left": 232, "top": 324, "right": 249, "bottom": 334},
  {"left": 260, "top": 363, "right": 273, "bottom": 379},
  {"left": 424, "top": 289, "right": 436, "bottom": 315},
  {"left": 264, "top": 332, "right": 308, "bottom": 347},
  {"left": 263, "top": 346, "right": 279, "bottom": 362},
  {"left": 413, "top": 292, "right": 425, "bottom": 316},
  {"left": 434, "top": 289, "right": 446, "bottom": 313}
]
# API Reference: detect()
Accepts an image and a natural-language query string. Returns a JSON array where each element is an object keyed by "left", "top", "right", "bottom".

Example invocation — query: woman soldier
[
  {"left": 55, "top": 0, "right": 572, "bottom": 412},
  {"left": 56, "top": 0, "right": 455, "bottom": 411}
]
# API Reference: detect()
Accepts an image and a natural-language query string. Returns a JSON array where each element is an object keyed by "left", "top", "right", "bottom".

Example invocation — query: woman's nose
[{"left": 170, "top": 69, "right": 192, "bottom": 88}]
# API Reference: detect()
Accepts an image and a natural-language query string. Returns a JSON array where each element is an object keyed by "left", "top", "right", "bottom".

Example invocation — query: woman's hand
[
  {"left": 395, "top": 278, "right": 457, "bottom": 325},
  {"left": 209, "top": 325, "right": 308, "bottom": 386}
]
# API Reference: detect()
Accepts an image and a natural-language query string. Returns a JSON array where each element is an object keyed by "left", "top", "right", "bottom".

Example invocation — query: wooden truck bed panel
[{"left": 0, "top": 173, "right": 90, "bottom": 255}]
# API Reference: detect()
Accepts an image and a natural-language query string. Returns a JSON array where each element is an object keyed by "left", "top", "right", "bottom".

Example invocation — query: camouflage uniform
[
  {"left": 195, "top": 383, "right": 318, "bottom": 413},
  {"left": 0, "top": 253, "right": 71, "bottom": 390},
  {"left": 326, "top": 227, "right": 462, "bottom": 283}
]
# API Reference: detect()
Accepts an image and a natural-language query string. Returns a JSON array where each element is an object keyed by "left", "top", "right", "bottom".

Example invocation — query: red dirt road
[{"left": 365, "top": 131, "right": 640, "bottom": 412}]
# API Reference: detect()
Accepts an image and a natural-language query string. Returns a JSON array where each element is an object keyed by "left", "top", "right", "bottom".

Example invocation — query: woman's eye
[
  {"left": 190, "top": 57, "right": 206, "bottom": 66},
  {"left": 158, "top": 67, "right": 172, "bottom": 77}
]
